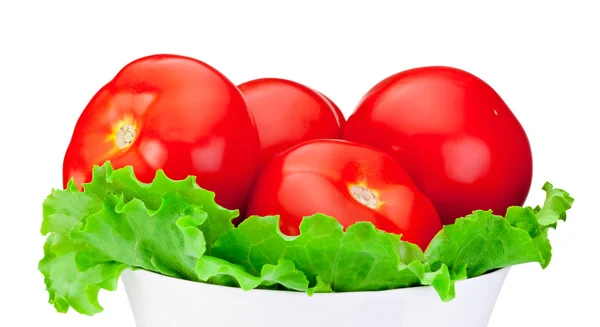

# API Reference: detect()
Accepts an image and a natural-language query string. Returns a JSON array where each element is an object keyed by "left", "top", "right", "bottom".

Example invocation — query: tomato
[
  {"left": 246, "top": 139, "right": 442, "bottom": 250},
  {"left": 315, "top": 90, "right": 345, "bottom": 129},
  {"left": 342, "top": 66, "right": 533, "bottom": 225},
  {"left": 63, "top": 54, "right": 261, "bottom": 210},
  {"left": 238, "top": 78, "right": 343, "bottom": 168}
]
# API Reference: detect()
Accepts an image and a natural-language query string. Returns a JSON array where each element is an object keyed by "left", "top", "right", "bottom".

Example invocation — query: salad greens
[{"left": 39, "top": 162, "right": 573, "bottom": 316}]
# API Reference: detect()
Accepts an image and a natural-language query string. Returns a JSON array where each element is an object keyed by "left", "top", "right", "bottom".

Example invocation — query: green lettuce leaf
[
  {"left": 39, "top": 183, "right": 128, "bottom": 315},
  {"left": 39, "top": 162, "right": 238, "bottom": 315},
  {"left": 209, "top": 214, "right": 455, "bottom": 298},
  {"left": 195, "top": 256, "right": 310, "bottom": 291},
  {"left": 39, "top": 162, "right": 311, "bottom": 315},
  {"left": 80, "top": 163, "right": 238, "bottom": 253},
  {"left": 39, "top": 162, "right": 573, "bottom": 316},
  {"left": 424, "top": 183, "right": 573, "bottom": 278},
  {"left": 71, "top": 192, "right": 206, "bottom": 281}
]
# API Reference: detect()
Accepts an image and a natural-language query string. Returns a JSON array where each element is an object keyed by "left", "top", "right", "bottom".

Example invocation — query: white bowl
[{"left": 121, "top": 266, "right": 510, "bottom": 327}]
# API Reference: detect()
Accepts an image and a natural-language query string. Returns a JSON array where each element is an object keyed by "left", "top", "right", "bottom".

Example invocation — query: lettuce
[{"left": 39, "top": 162, "right": 573, "bottom": 315}]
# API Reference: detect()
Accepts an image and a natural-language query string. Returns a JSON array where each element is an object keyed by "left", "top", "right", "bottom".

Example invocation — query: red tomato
[
  {"left": 315, "top": 90, "right": 345, "bottom": 129},
  {"left": 63, "top": 54, "right": 261, "bottom": 210},
  {"left": 342, "top": 66, "right": 533, "bottom": 225},
  {"left": 238, "top": 78, "right": 343, "bottom": 168},
  {"left": 246, "top": 139, "right": 442, "bottom": 250}
]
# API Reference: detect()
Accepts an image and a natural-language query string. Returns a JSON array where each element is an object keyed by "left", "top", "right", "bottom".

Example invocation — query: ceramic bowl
[{"left": 121, "top": 266, "right": 510, "bottom": 327}]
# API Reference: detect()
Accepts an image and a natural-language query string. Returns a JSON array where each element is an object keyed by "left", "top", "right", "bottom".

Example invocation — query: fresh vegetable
[
  {"left": 39, "top": 162, "right": 573, "bottom": 316},
  {"left": 342, "top": 66, "right": 533, "bottom": 225},
  {"left": 238, "top": 78, "right": 343, "bottom": 167},
  {"left": 41, "top": 55, "right": 571, "bottom": 321},
  {"left": 62, "top": 54, "right": 260, "bottom": 210},
  {"left": 246, "top": 139, "right": 442, "bottom": 250},
  {"left": 315, "top": 90, "right": 345, "bottom": 129}
]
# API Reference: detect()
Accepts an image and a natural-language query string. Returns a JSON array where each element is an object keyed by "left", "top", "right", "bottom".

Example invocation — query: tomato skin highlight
[
  {"left": 238, "top": 78, "right": 343, "bottom": 168},
  {"left": 316, "top": 90, "right": 345, "bottom": 130},
  {"left": 246, "top": 139, "right": 442, "bottom": 250},
  {"left": 342, "top": 66, "right": 533, "bottom": 225},
  {"left": 63, "top": 54, "right": 261, "bottom": 210}
]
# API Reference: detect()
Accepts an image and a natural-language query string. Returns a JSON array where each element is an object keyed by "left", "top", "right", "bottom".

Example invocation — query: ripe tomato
[
  {"left": 342, "top": 66, "right": 533, "bottom": 225},
  {"left": 63, "top": 54, "right": 261, "bottom": 210},
  {"left": 246, "top": 139, "right": 442, "bottom": 250},
  {"left": 315, "top": 90, "right": 345, "bottom": 129},
  {"left": 238, "top": 78, "right": 343, "bottom": 168}
]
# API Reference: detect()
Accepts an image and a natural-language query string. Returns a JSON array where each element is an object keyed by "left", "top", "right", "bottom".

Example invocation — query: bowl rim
[{"left": 123, "top": 265, "right": 512, "bottom": 298}]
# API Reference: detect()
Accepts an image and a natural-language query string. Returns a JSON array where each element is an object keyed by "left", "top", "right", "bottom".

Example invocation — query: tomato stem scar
[
  {"left": 115, "top": 124, "right": 136, "bottom": 149},
  {"left": 349, "top": 185, "right": 379, "bottom": 209}
]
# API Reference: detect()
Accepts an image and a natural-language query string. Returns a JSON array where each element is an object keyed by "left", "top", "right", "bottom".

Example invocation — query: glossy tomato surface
[
  {"left": 342, "top": 66, "right": 533, "bottom": 225},
  {"left": 238, "top": 78, "right": 343, "bottom": 167},
  {"left": 316, "top": 90, "right": 345, "bottom": 129},
  {"left": 63, "top": 54, "right": 261, "bottom": 210},
  {"left": 246, "top": 139, "right": 442, "bottom": 250}
]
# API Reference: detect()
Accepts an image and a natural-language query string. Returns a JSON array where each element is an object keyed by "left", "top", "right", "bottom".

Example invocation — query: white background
[{"left": 1, "top": 1, "right": 598, "bottom": 326}]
